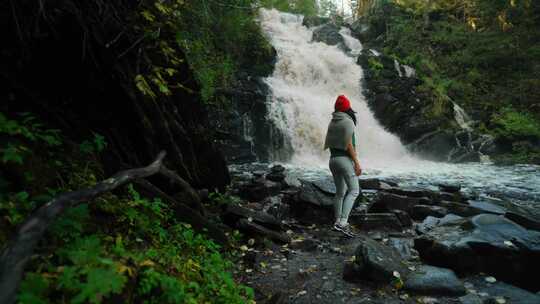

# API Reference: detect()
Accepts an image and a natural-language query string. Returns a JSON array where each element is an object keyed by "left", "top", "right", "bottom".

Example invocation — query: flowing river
[{"left": 240, "top": 9, "right": 540, "bottom": 218}]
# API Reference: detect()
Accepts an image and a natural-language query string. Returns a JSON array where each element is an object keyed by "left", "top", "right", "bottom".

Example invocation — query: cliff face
[
  {"left": 348, "top": 2, "right": 540, "bottom": 164},
  {"left": 1, "top": 0, "right": 229, "bottom": 189}
]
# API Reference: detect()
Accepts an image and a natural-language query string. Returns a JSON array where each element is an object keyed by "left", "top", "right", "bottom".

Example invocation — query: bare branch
[{"left": 0, "top": 151, "right": 166, "bottom": 304}]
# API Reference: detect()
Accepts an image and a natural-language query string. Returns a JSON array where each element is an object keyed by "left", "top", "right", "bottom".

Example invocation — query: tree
[{"left": 320, "top": 0, "right": 339, "bottom": 17}]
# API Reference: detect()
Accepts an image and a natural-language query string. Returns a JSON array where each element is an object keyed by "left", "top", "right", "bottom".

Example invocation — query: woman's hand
[{"left": 354, "top": 162, "right": 362, "bottom": 176}]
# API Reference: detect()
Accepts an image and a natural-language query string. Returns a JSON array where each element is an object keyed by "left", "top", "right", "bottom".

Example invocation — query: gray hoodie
[{"left": 324, "top": 112, "right": 355, "bottom": 151}]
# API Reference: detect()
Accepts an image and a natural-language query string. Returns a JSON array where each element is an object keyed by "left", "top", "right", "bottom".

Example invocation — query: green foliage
[
  {"left": 363, "top": 0, "right": 540, "bottom": 141},
  {"left": 491, "top": 107, "right": 540, "bottom": 139},
  {"left": 18, "top": 273, "right": 50, "bottom": 304},
  {"left": 208, "top": 191, "right": 243, "bottom": 207},
  {"left": 319, "top": 0, "right": 339, "bottom": 17},
  {"left": 15, "top": 184, "right": 253, "bottom": 303},
  {"left": 367, "top": 57, "right": 384, "bottom": 75},
  {"left": 133, "top": 0, "right": 276, "bottom": 103},
  {"left": 260, "top": 0, "right": 320, "bottom": 17},
  {"left": 0, "top": 113, "right": 61, "bottom": 164},
  {"left": 79, "top": 133, "right": 107, "bottom": 154}
]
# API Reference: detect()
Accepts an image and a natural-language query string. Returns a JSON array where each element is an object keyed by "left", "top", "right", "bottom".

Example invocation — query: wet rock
[
  {"left": 414, "top": 214, "right": 540, "bottom": 291},
  {"left": 387, "top": 238, "right": 415, "bottom": 260},
  {"left": 290, "top": 238, "right": 319, "bottom": 252},
  {"left": 311, "top": 176, "right": 336, "bottom": 195},
  {"left": 410, "top": 205, "right": 448, "bottom": 221},
  {"left": 288, "top": 181, "right": 334, "bottom": 224},
  {"left": 283, "top": 174, "right": 301, "bottom": 188},
  {"left": 263, "top": 292, "right": 287, "bottom": 304},
  {"left": 240, "top": 177, "right": 282, "bottom": 201},
  {"left": 468, "top": 200, "right": 506, "bottom": 215},
  {"left": 459, "top": 294, "right": 483, "bottom": 304},
  {"left": 312, "top": 23, "right": 349, "bottom": 52},
  {"left": 408, "top": 130, "right": 457, "bottom": 162},
  {"left": 438, "top": 201, "right": 494, "bottom": 217},
  {"left": 266, "top": 165, "right": 286, "bottom": 182},
  {"left": 438, "top": 191, "right": 465, "bottom": 203},
  {"left": 368, "top": 192, "right": 431, "bottom": 213},
  {"left": 264, "top": 196, "right": 291, "bottom": 221},
  {"left": 244, "top": 251, "right": 264, "bottom": 269},
  {"left": 439, "top": 183, "right": 461, "bottom": 193},
  {"left": 238, "top": 219, "right": 290, "bottom": 244},
  {"left": 266, "top": 172, "right": 286, "bottom": 183},
  {"left": 465, "top": 276, "right": 540, "bottom": 304},
  {"left": 296, "top": 180, "right": 334, "bottom": 208},
  {"left": 384, "top": 187, "right": 436, "bottom": 200},
  {"left": 392, "top": 209, "right": 413, "bottom": 227},
  {"left": 302, "top": 16, "right": 331, "bottom": 27},
  {"left": 404, "top": 265, "right": 466, "bottom": 296},
  {"left": 415, "top": 214, "right": 464, "bottom": 235},
  {"left": 505, "top": 212, "right": 540, "bottom": 231},
  {"left": 358, "top": 178, "right": 396, "bottom": 190},
  {"left": 224, "top": 204, "right": 281, "bottom": 230},
  {"left": 349, "top": 213, "right": 403, "bottom": 231},
  {"left": 345, "top": 236, "right": 410, "bottom": 284}
]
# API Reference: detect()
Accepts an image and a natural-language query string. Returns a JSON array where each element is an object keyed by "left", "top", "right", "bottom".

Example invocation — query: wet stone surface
[{"left": 229, "top": 165, "right": 540, "bottom": 303}]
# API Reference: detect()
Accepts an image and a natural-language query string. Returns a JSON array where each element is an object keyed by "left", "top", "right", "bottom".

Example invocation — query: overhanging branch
[{"left": 0, "top": 151, "right": 166, "bottom": 304}]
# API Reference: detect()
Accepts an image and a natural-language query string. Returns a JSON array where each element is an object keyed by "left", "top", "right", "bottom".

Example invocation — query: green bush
[
  {"left": 491, "top": 107, "right": 540, "bottom": 140},
  {"left": 16, "top": 185, "right": 253, "bottom": 303}
]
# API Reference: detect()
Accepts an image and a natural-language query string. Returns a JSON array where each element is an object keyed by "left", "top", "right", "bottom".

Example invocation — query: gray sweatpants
[{"left": 329, "top": 156, "right": 360, "bottom": 226}]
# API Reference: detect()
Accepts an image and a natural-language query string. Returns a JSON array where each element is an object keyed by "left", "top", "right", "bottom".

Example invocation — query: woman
[{"left": 324, "top": 95, "right": 362, "bottom": 237}]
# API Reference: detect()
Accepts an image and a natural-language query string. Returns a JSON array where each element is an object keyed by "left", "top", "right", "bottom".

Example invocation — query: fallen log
[
  {"left": 0, "top": 152, "right": 167, "bottom": 304},
  {"left": 159, "top": 166, "right": 205, "bottom": 216},
  {"left": 224, "top": 204, "right": 281, "bottom": 230},
  {"left": 237, "top": 219, "right": 291, "bottom": 244}
]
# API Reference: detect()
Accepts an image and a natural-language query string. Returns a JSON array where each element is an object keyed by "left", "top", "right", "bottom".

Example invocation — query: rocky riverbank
[{"left": 222, "top": 164, "right": 540, "bottom": 304}]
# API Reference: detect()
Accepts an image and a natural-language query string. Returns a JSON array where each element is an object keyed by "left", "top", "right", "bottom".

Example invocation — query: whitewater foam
[{"left": 260, "top": 9, "right": 414, "bottom": 168}]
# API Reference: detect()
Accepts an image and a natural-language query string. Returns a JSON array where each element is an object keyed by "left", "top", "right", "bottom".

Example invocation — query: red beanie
[{"left": 335, "top": 95, "right": 351, "bottom": 112}]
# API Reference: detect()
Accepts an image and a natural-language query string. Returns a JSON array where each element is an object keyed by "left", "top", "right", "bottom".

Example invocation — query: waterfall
[
  {"left": 452, "top": 102, "right": 473, "bottom": 131},
  {"left": 259, "top": 9, "right": 412, "bottom": 167}
]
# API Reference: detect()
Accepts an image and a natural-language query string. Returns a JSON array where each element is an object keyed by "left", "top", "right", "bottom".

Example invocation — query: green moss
[{"left": 491, "top": 107, "right": 540, "bottom": 140}]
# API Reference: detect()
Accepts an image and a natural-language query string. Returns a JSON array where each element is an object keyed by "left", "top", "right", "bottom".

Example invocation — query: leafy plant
[
  {"left": 208, "top": 191, "right": 242, "bottom": 206},
  {"left": 491, "top": 107, "right": 540, "bottom": 139},
  {"left": 79, "top": 133, "right": 107, "bottom": 154},
  {"left": 368, "top": 57, "right": 384, "bottom": 76},
  {"left": 0, "top": 112, "right": 61, "bottom": 164}
]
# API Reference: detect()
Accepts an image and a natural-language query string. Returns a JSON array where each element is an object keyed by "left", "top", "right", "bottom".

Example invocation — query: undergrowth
[{"left": 0, "top": 112, "right": 253, "bottom": 304}]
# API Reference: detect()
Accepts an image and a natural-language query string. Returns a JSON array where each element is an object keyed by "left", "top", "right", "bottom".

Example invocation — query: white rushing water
[
  {"left": 256, "top": 9, "right": 540, "bottom": 215},
  {"left": 260, "top": 9, "right": 413, "bottom": 168}
]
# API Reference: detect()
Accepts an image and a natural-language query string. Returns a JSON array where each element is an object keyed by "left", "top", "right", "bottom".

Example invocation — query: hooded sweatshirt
[{"left": 324, "top": 112, "right": 356, "bottom": 156}]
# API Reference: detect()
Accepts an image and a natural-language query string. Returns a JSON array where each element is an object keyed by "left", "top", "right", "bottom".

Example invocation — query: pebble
[
  {"left": 485, "top": 276, "right": 497, "bottom": 283},
  {"left": 419, "top": 296, "right": 438, "bottom": 304},
  {"left": 494, "top": 297, "right": 506, "bottom": 304}
]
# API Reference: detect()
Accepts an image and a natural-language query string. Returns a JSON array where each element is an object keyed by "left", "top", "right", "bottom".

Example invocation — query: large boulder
[
  {"left": 349, "top": 213, "right": 404, "bottom": 231},
  {"left": 359, "top": 178, "right": 396, "bottom": 190},
  {"left": 287, "top": 180, "right": 335, "bottom": 224},
  {"left": 302, "top": 16, "right": 330, "bottom": 27},
  {"left": 414, "top": 214, "right": 540, "bottom": 291},
  {"left": 312, "top": 23, "right": 350, "bottom": 53},
  {"left": 368, "top": 192, "right": 431, "bottom": 213},
  {"left": 404, "top": 265, "right": 466, "bottom": 296},
  {"left": 415, "top": 214, "right": 464, "bottom": 235},
  {"left": 239, "top": 176, "right": 282, "bottom": 202},
  {"left": 461, "top": 276, "right": 540, "bottom": 304},
  {"left": 344, "top": 236, "right": 410, "bottom": 284},
  {"left": 410, "top": 205, "right": 448, "bottom": 221}
]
